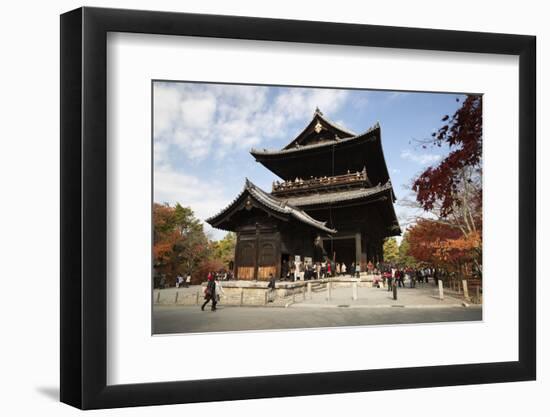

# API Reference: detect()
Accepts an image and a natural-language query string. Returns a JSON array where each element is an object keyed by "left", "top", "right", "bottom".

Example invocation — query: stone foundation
[{"left": 153, "top": 275, "right": 383, "bottom": 306}]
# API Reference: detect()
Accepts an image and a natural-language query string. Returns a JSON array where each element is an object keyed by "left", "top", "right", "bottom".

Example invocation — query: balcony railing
[{"left": 272, "top": 168, "right": 370, "bottom": 196}]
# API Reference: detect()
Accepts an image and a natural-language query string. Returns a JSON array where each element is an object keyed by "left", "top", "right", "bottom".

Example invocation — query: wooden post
[
  {"left": 462, "top": 279, "right": 470, "bottom": 301},
  {"left": 355, "top": 232, "right": 361, "bottom": 267},
  {"left": 438, "top": 280, "right": 444, "bottom": 300},
  {"left": 352, "top": 281, "right": 358, "bottom": 300}
]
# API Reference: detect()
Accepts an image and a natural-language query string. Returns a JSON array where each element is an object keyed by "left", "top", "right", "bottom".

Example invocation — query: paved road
[{"left": 153, "top": 304, "right": 482, "bottom": 334}]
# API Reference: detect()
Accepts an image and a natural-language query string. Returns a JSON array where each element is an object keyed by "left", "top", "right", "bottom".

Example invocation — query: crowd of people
[
  {"left": 280, "top": 258, "right": 383, "bottom": 281},
  {"left": 378, "top": 265, "right": 440, "bottom": 289}
]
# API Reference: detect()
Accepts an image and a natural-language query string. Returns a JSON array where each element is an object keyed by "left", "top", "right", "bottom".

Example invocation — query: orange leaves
[
  {"left": 153, "top": 203, "right": 233, "bottom": 283},
  {"left": 443, "top": 231, "right": 481, "bottom": 251},
  {"left": 153, "top": 203, "right": 209, "bottom": 270},
  {"left": 408, "top": 220, "right": 479, "bottom": 266},
  {"left": 153, "top": 242, "right": 173, "bottom": 262},
  {"left": 428, "top": 231, "right": 480, "bottom": 263}
]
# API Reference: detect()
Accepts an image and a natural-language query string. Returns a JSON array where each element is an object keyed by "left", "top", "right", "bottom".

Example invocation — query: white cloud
[
  {"left": 153, "top": 82, "right": 349, "bottom": 162},
  {"left": 179, "top": 93, "right": 217, "bottom": 128},
  {"left": 154, "top": 166, "right": 234, "bottom": 240},
  {"left": 400, "top": 149, "right": 442, "bottom": 165},
  {"left": 153, "top": 85, "right": 180, "bottom": 138}
]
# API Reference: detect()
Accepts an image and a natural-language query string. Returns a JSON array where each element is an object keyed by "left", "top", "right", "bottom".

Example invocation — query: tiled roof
[
  {"left": 280, "top": 109, "right": 358, "bottom": 151},
  {"left": 206, "top": 179, "right": 337, "bottom": 233},
  {"left": 282, "top": 182, "right": 392, "bottom": 207},
  {"left": 251, "top": 122, "right": 380, "bottom": 156},
  {"left": 314, "top": 110, "right": 358, "bottom": 137}
]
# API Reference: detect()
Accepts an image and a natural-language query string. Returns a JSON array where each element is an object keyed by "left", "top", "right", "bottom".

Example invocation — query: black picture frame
[{"left": 60, "top": 6, "right": 536, "bottom": 410}]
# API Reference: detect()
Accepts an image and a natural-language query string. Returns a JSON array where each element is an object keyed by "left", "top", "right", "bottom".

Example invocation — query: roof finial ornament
[{"left": 314, "top": 106, "right": 323, "bottom": 116}]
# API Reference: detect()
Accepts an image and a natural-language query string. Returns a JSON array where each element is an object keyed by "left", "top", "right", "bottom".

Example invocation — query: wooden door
[
  {"left": 235, "top": 231, "right": 280, "bottom": 280},
  {"left": 235, "top": 235, "right": 256, "bottom": 280},
  {"left": 257, "top": 233, "right": 281, "bottom": 281}
]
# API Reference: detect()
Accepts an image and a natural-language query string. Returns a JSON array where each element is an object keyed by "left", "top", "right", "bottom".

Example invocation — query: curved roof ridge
[
  {"left": 251, "top": 121, "right": 380, "bottom": 156},
  {"left": 206, "top": 179, "right": 337, "bottom": 234},
  {"left": 280, "top": 109, "right": 357, "bottom": 151},
  {"left": 245, "top": 179, "right": 336, "bottom": 233},
  {"left": 315, "top": 109, "right": 357, "bottom": 137},
  {"left": 206, "top": 181, "right": 250, "bottom": 223}
]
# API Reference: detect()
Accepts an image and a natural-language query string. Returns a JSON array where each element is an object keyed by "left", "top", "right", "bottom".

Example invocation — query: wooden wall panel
[
  {"left": 237, "top": 267, "right": 255, "bottom": 280},
  {"left": 258, "top": 266, "right": 277, "bottom": 280}
]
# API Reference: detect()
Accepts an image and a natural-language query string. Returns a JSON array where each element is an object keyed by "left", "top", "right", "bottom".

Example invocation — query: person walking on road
[
  {"left": 267, "top": 273, "right": 276, "bottom": 302},
  {"left": 201, "top": 272, "right": 217, "bottom": 311},
  {"left": 214, "top": 276, "right": 225, "bottom": 310}
]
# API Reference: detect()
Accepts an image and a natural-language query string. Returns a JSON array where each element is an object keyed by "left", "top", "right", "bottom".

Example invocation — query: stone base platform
[{"left": 154, "top": 276, "right": 383, "bottom": 306}]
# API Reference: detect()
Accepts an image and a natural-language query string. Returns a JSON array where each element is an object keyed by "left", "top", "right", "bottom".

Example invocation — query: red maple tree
[
  {"left": 406, "top": 95, "right": 483, "bottom": 277},
  {"left": 412, "top": 95, "right": 482, "bottom": 218}
]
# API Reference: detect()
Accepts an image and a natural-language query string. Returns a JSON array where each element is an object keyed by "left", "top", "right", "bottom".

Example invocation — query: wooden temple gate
[{"left": 207, "top": 110, "right": 401, "bottom": 280}]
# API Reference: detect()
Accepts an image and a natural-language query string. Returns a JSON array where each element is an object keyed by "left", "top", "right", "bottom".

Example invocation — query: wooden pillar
[
  {"left": 254, "top": 223, "right": 259, "bottom": 281},
  {"left": 361, "top": 234, "right": 368, "bottom": 268},
  {"left": 355, "top": 232, "right": 361, "bottom": 266}
]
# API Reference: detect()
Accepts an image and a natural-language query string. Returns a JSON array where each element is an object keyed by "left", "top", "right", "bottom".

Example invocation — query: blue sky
[{"left": 153, "top": 81, "right": 467, "bottom": 240}]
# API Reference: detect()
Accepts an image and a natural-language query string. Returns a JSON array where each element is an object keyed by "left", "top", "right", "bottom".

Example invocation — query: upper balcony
[{"left": 271, "top": 168, "right": 371, "bottom": 197}]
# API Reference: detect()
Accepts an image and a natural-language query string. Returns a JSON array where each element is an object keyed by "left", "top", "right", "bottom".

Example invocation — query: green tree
[
  {"left": 211, "top": 232, "right": 236, "bottom": 267},
  {"left": 173, "top": 203, "right": 203, "bottom": 236},
  {"left": 398, "top": 231, "right": 416, "bottom": 267},
  {"left": 383, "top": 237, "right": 399, "bottom": 264}
]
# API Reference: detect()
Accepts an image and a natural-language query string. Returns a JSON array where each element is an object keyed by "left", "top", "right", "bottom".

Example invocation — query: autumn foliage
[
  {"left": 153, "top": 203, "right": 235, "bottom": 286},
  {"left": 407, "top": 219, "right": 480, "bottom": 268},
  {"left": 403, "top": 95, "right": 483, "bottom": 278},
  {"left": 412, "top": 95, "right": 482, "bottom": 218}
]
